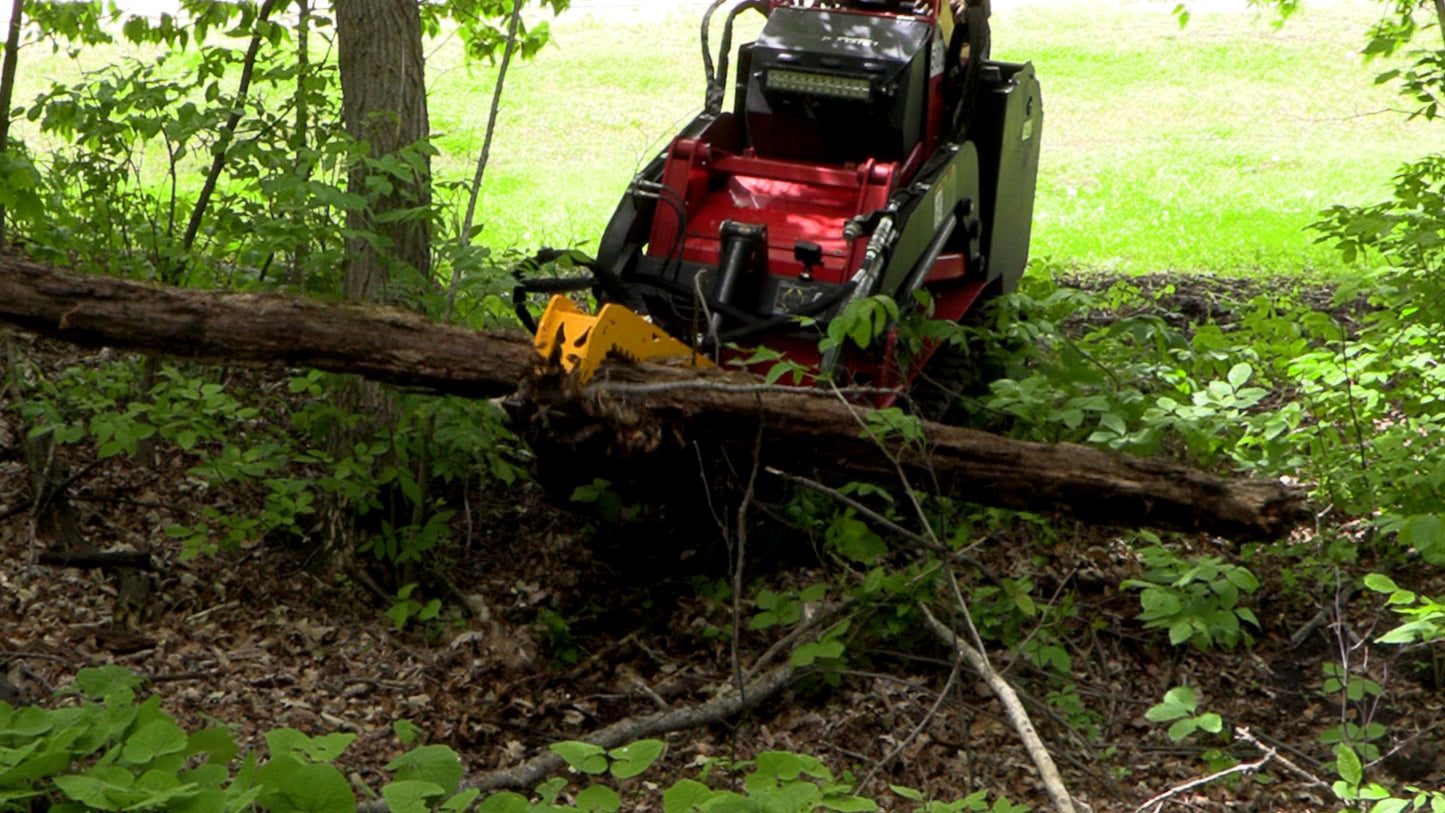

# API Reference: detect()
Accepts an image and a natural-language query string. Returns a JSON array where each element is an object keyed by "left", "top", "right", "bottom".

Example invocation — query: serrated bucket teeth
[{"left": 532, "top": 295, "right": 712, "bottom": 383}]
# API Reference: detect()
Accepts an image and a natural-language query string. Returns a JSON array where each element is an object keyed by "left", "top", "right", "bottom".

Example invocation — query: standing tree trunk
[
  {"left": 334, "top": 0, "right": 432, "bottom": 300},
  {"left": 327, "top": 0, "right": 434, "bottom": 572},
  {"left": 0, "top": 0, "right": 27, "bottom": 244}
]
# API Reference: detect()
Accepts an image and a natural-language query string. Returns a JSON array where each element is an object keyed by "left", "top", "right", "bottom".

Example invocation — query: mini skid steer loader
[{"left": 514, "top": 0, "right": 1042, "bottom": 405}]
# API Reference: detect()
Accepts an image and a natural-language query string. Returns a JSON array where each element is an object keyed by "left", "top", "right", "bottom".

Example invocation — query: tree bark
[
  {"left": 0, "top": 256, "right": 531, "bottom": 397},
  {"left": 330, "top": 0, "right": 434, "bottom": 568},
  {"left": 0, "top": 0, "right": 27, "bottom": 243},
  {"left": 334, "top": 0, "right": 432, "bottom": 299},
  {"left": 0, "top": 258, "right": 1311, "bottom": 541}
]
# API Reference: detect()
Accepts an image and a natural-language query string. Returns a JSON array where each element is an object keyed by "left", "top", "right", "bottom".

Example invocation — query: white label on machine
[
  {"left": 934, "top": 164, "right": 955, "bottom": 230},
  {"left": 930, "top": 29, "right": 945, "bottom": 77}
]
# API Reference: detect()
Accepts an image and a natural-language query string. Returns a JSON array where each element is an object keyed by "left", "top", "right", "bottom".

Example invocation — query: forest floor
[{"left": 1, "top": 274, "right": 1442, "bottom": 812}]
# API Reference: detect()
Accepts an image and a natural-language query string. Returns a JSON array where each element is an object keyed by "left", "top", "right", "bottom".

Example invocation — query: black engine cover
[{"left": 746, "top": 7, "right": 932, "bottom": 164}]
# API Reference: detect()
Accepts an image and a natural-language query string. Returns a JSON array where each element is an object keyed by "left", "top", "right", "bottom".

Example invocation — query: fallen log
[
  {"left": 0, "top": 257, "right": 1310, "bottom": 540},
  {"left": 0, "top": 255, "right": 534, "bottom": 398}
]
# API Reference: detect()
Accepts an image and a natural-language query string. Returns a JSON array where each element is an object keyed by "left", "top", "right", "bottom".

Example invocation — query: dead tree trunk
[{"left": 0, "top": 257, "right": 1310, "bottom": 540}]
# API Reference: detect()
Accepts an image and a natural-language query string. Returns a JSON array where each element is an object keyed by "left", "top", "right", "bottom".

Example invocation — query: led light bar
[{"left": 766, "top": 69, "right": 872, "bottom": 101}]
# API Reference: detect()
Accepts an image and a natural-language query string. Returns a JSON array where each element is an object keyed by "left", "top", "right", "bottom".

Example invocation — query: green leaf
[
  {"left": 267, "top": 763, "right": 355, "bottom": 813},
  {"left": 392, "top": 720, "right": 424, "bottom": 746},
  {"left": 827, "top": 516, "right": 887, "bottom": 564},
  {"left": 439, "top": 788, "right": 481, "bottom": 813},
  {"left": 302, "top": 733, "right": 355, "bottom": 764},
  {"left": 749, "top": 611, "right": 779, "bottom": 630},
  {"left": 549, "top": 741, "right": 608, "bottom": 775},
  {"left": 1168, "top": 619, "right": 1193, "bottom": 646},
  {"left": 52, "top": 774, "right": 128, "bottom": 811},
  {"left": 792, "top": 640, "right": 846, "bottom": 667},
  {"left": 74, "top": 666, "right": 146, "bottom": 700},
  {"left": 6, "top": 705, "right": 55, "bottom": 738},
  {"left": 799, "top": 584, "right": 827, "bottom": 603},
  {"left": 534, "top": 776, "right": 567, "bottom": 806},
  {"left": 386, "top": 745, "right": 462, "bottom": 795},
  {"left": 1226, "top": 362, "right": 1252, "bottom": 388},
  {"left": 381, "top": 780, "right": 445, "bottom": 813},
  {"left": 180, "top": 764, "right": 228, "bottom": 791},
  {"left": 186, "top": 727, "right": 239, "bottom": 766},
  {"left": 575, "top": 784, "right": 621, "bottom": 813},
  {"left": 1146, "top": 704, "right": 1186, "bottom": 723},
  {"left": 754, "top": 751, "right": 807, "bottom": 782},
  {"left": 1197, "top": 713, "right": 1223, "bottom": 734},
  {"left": 121, "top": 718, "right": 188, "bottom": 765},
  {"left": 1166, "top": 718, "right": 1198, "bottom": 742},
  {"left": 1377, "top": 620, "right": 1436, "bottom": 644},
  {"left": 477, "top": 791, "right": 529, "bottom": 813},
  {"left": 862, "top": 568, "right": 885, "bottom": 594},
  {"left": 171, "top": 787, "right": 225, "bottom": 813},
  {"left": 607, "top": 739, "right": 665, "bottom": 779},
  {"left": 890, "top": 785, "right": 925, "bottom": 802},
  {"left": 1399, "top": 514, "right": 1445, "bottom": 563},
  {"left": 1336, "top": 744, "right": 1363, "bottom": 786},
  {"left": 1099, "top": 412, "right": 1128, "bottom": 435},
  {"left": 662, "top": 779, "right": 715, "bottom": 813},
  {"left": 820, "top": 794, "right": 878, "bottom": 812},
  {"left": 265, "top": 729, "right": 309, "bottom": 760}
]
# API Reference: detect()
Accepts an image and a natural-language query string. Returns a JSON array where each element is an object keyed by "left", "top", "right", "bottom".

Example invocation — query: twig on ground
[
  {"left": 764, "top": 466, "right": 1000, "bottom": 585},
  {"left": 0, "top": 649, "right": 77, "bottom": 666},
  {"left": 350, "top": 567, "right": 391, "bottom": 606},
  {"left": 356, "top": 663, "right": 801, "bottom": 813},
  {"left": 858, "top": 645, "right": 963, "bottom": 793},
  {"left": 628, "top": 673, "right": 671, "bottom": 711},
  {"left": 745, "top": 600, "right": 852, "bottom": 683},
  {"left": 1288, "top": 581, "right": 1358, "bottom": 649},
  {"left": 147, "top": 670, "right": 221, "bottom": 684},
  {"left": 436, "top": 570, "right": 489, "bottom": 623},
  {"left": 1236, "top": 728, "right": 1332, "bottom": 791},
  {"left": 921, "top": 603, "right": 1077, "bottom": 813},
  {"left": 731, "top": 420, "right": 765, "bottom": 728},
  {"left": 1133, "top": 727, "right": 1282, "bottom": 813}
]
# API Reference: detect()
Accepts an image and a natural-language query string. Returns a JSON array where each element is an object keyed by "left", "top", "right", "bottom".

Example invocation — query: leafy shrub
[
  {"left": 1146, "top": 686, "right": 1222, "bottom": 743},
  {"left": 0, "top": 664, "right": 471, "bottom": 813},
  {"left": 1122, "top": 544, "right": 1259, "bottom": 650}
]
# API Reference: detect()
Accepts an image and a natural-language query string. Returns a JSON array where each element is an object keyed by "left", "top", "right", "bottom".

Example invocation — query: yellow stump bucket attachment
[{"left": 532, "top": 295, "right": 712, "bottom": 383}]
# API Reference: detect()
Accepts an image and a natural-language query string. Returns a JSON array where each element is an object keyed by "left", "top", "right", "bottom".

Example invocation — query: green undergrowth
[
  {"left": 949, "top": 265, "right": 1445, "bottom": 565},
  {"left": 11, "top": 358, "right": 526, "bottom": 607},
  {"left": 0, "top": 666, "right": 1029, "bottom": 813}
]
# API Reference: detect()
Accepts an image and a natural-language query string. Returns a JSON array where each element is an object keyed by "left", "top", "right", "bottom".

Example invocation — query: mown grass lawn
[
  {"left": 433, "top": 0, "right": 1426, "bottom": 276},
  {"left": 11, "top": 1, "right": 1427, "bottom": 277}
]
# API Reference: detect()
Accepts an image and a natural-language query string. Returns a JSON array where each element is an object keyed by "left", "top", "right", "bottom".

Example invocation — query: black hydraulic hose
[
  {"left": 511, "top": 276, "right": 594, "bottom": 333},
  {"left": 711, "top": 280, "right": 858, "bottom": 347},
  {"left": 652, "top": 183, "right": 690, "bottom": 283},
  {"left": 630, "top": 275, "right": 764, "bottom": 326},
  {"left": 897, "top": 215, "right": 959, "bottom": 306},
  {"left": 704, "top": 0, "right": 769, "bottom": 115},
  {"left": 714, "top": 0, "right": 770, "bottom": 113},
  {"left": 701, "top": 0, "right": 731, "bottom": 114},
  {"left": 948, "top": 1, "right": 992, "bottom": 140}
]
